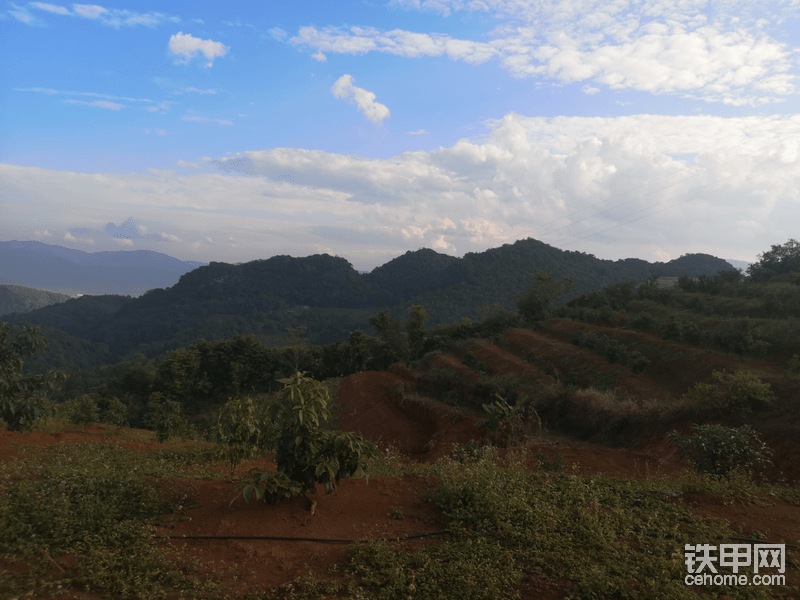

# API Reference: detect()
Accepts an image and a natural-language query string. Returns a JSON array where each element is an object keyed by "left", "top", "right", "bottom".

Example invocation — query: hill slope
[{"left": 0, "top": 285, "right": 73, "bottom": 317}]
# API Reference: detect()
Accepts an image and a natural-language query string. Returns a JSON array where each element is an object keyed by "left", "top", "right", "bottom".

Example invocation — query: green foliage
[
  {"left": 69, "top": 394, "right": 100, "bottom": 427},
  {"left": 536, "top": 448, "right": 564, "bottom": 472},
  {"left": 349, "top": 536, "right": 521, "bottom": 600},
  {"left": 475, "top": 394, "right": 526, "bottom": 447},
  {"left": 0, "top": 321, "right": 68, "bottom": 431},
  {"left": 233, "top": 372, "right": 379, "bottom": 506},
  {"left": 368, "top": 309, "right": 409, "bottom": 369},
  {"left": 667, "top": 424, "right": 773, "bottom": 478},
  {"left": 99, "top": 395, "right": 129, "bottom": 426},
  {"left": 448, "top": 439, "right": 491, "bottom": 464},
  {"left": 570, "top": 328, "right": 651, "bottom": 373},
  {"left": 143, "top": 392, "right": 192, "bottom": 442},
  {"left": 513, "top": 269, "right": 575, "bottom": 324},
  {"left": 787, "top": 354, "right": 800, "bottom": 379},
  {"left": 405, "top": 304, "right": 428, "bottom": 361},
  {"left": 712, "top": 318, "right": 771, "bottom": 356},
  {"left": 746, "top": 238, "right": 800, "bottom": 282},
  {"left": 683, "top": 369, "right": 775, "bottom": 414},
  {"left": 0, "top": 442, "right": 223, "bottom": 599},
  {"left": 213, "top": 394, "right": 276, "bottom": 476}
]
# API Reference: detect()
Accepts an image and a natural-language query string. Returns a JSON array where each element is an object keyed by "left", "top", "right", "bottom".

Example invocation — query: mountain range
[{"left": 0, "top": 237, "right": 740, "bottom": 378}]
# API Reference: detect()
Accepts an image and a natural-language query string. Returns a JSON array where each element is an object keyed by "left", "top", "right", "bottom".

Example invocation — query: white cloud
[
  {"left": 73, "top": 4, "right": 107, "bottom": 19},
  {"left": 408, "top": 129, "right": 429, "bottom": 135},
  {"left": 64, "top": 99, "right": 124, "bottom": 110},
  {"left": 269, "top": 27, "right": 287, "bottom": 40},
  {"left": 160, "top": 232, "right": 182, "bottom": 243},
  {"left": 113, "top": 238, "right": 134, "bottom": 246},
  {"left": 311, "top": 50, "right": 327, "bottom": 61},
  {"left": 30, "top": 3, "right": 69, "bottom": 15},
  {"left": 3, "top": 113, "right": 798, "bottom": 268},
  {"left": 331, "top": 74, "right": 391, "bottom": 125},
  {"left": 291, "top": 2, "right": 799, "bottom": 106},
  {"left": 168, "top": 32, "right": 229, "bottom": 67},
  {"left": 34, "top": 229, "right": 52, "bottom": 236},
  {"left": 64, "top": 231, "right": 94, "bottom": 245},
  {"left": 181, "top": 115, "right": 234, "bottom": 125},
  {"left": 177, "top": 159, "right": 202, "bottom": 168}
]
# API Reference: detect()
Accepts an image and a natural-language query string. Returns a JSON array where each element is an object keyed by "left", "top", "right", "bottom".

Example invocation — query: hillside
[
  {"left": 0, "top": 284, "right": 73, "bottom": 316},
  {"left": 1, "top": 237, "right": 738, "bottom": 372}
]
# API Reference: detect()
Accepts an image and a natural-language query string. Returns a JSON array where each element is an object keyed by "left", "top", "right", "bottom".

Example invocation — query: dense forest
[
  {"left": 1, "top": 237, "right": 738, "bottom": 375},
  {"left": 1, "top": 238, "right": 797, "bottom": 439}
]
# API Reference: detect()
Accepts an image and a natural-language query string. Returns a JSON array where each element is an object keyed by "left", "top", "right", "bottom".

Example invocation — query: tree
[
  {"left": 233, "top": 372, "right": 379, "bottom": 514},
  {"left": 368, "top": 310, "right": 409, "bottom": 368},
  {"left": 405, "top": 305, "right": 428, "bottom": 361},
  {"left": 746, "top": 239, "right": 800, "bottom": 282},
  {"left": 0, "top": 322, "right": 68, "bottom": 431},
  {"left": 513, "top": 269, "right": 576, "bottom": 324}
]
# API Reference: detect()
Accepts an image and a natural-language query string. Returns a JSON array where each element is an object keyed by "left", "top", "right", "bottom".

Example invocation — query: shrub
[
  {"left": 683, "top": 369, "right": 775, "bottom": 414},
  {"left": 213, "top": 394, "right": 274, "bottom": 476},
  {"left": 69, "top": 394, "right": 100, "bottom": 428},
  {"left": 667, "top": 424, "right": 773, "bottom": 478},
  {"left": 627, "top": 314, "right": 658, "bottom": 331},
  {"left": 233, "top": 373, "right": 379, "bottom": 512},
  {"left": 99, "top": 396, "right": 129, "bottom": 427},
  {"left": 143, "top": 392, "right": 193, "bottom": 442},
  {"left": 713, "top": 319, "right": 771, "bottom": 356},
  {"left": 475, "top": 394, "right": 526, "bottom": 447},
  {"left": 787, "top": 354, "right": 800, "bottom": 379}
]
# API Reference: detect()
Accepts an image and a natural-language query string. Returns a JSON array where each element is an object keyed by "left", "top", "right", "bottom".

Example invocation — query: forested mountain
[
  {"left": 2, "top": 237, "right": 737, "bottom": 373},
  {"left": 0, "top": 240, "right": 206, "bottom": 297},
  {"left": 0, "top": 285, "right": 73, "bottom": 316}
]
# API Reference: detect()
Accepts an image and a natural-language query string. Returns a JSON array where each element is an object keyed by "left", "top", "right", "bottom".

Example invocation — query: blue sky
[{"left": 1, "top": 0, "right": 799, "bottom": 272}]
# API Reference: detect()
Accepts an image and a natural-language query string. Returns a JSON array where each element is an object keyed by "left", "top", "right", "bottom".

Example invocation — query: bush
[
  {"left": 99, "top": 396, "right": 129, "bottom": 427},
  {"left": 213, "top": 394, "right": 275, "bottom": 476},
  {"left": 143, "top": 392, "right": 193, "bottom": 442},
  {"left": 69, "top": 394, "right": 100, "bottom": 427},
  {"left": 787, "top": 354, "right": 800, "bottom": 379},
  {"left": 233, "top": 373, "right": 379, "bottom": 511},
  {"left": 713, "top": 319, "right": 771, "bottom": 356},
  {"left": 475, "top": 394, "right": 526, "bottom": 447},
  {"left": 667, "top": 424, "right": 772, "bottom": 478},
  {"left": 627, "top": 314, "right": 658, "bottom": 331},
  {"left": 683, "top": 369, "right": 775, "bottom": 414}
]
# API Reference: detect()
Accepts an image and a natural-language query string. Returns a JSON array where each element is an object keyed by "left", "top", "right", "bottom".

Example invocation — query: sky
[{"left": 1, "top": 1, "right": 799, "bottom": 273}]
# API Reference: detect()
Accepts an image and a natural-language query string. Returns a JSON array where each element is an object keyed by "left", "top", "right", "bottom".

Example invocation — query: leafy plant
[
  {"left": 233, "top": 372, "right": 379, "bottom": 512},
  {"left": 683, "top": 369, "right": 775, "bottom": 414},
  {"left": 213, "top": 394, "right": 275, "bottom": 476},
  {"left": 536, "top": 447, "right": 564, "bottom": 472},
  {"left": 69, "top": 394, "right": 100, "bottom": 428},
  {"left": 143, "top": 392, "right": 192, "bottom": 442},
  {"left": 0, "top": 322, "right": 68, "bottom": 431},
  {"left": 475, "top": 394, "right": 526, "bottom": 447},
  {"left": 787, "top": 353, "right": 800, "bottom": 380},
  {"left": 667, "top": 423, "right": 773, "bottom": 478}
]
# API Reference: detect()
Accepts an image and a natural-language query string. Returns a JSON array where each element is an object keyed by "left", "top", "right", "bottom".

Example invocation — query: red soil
[{"left": 2, "top": 335, "right": 799, "bottom": 598}]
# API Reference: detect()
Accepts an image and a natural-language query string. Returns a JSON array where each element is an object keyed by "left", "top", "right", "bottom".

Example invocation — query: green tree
[
  {"left": 0, "top": 322, "right": 68, "bottom": 431},
  {"left": 233, "top": 373, "right": 379, "bottom": 514},
  {"left": 143, "top": 391, "right": 192, "bottom": 442},
  {"left": 746, "top": 239, "right": 800, "bottom": 282},
  {"left": 513, "top": 269, "right": 576, "bottom": 324},
  {"left": 369, "top": 310, "right": 408, "bottom": 368},
  {"left": 405, "top": 305, "right": 428, "bottom": 361}
]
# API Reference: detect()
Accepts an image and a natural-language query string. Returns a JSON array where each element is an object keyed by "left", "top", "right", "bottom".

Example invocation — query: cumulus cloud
[
  {"left": 168, "top": 32, "right": 229, "bottom": 67},
  {"left": 64, "top": 232, "right": 94, "bottom": 245},
  {"left": 3, "top": 113, "right": 797, "bottom": 268},
  {"left": 34, "top": 229, "right": 53, "bottom": 236},
  {"left": 291, "top": 2, "right": 799, "bottom": 106},
  {"left": 331, "top": 74, "right": 391, "bottom": 125}
]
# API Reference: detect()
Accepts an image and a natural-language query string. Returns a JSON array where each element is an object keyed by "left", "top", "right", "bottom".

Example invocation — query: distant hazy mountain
[
  {"left": 0, "top": 241, "right": 207, "bottom": 297},
  {"left": 0, "top": 285, "right": 73, "bottom": 317}
]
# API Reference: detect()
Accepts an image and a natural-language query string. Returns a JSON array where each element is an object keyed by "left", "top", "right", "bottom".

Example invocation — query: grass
[{"left": 1, "top": 431, "right": 797, "bottom": 598}]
